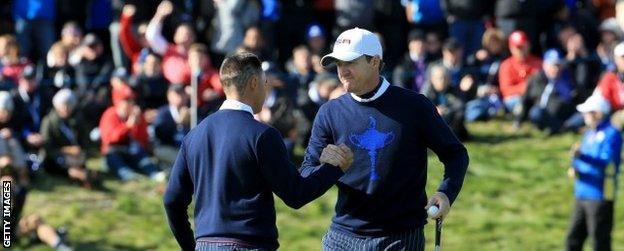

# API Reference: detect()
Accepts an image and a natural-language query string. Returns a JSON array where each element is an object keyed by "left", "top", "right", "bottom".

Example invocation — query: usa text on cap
[{"left": 320, "top": 28, "right": 382, "bottom": 67}]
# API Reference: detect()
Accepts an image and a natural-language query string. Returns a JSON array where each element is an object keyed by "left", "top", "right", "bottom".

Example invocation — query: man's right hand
[
  {"left": 320, "top": 144, "right": 353, "bottom": 172},
  {"left": 122, "top": 4, "right": 137, "bottom": 17},
  {"left": 155, "top": 1, "right": 173, "bottom": 18}
]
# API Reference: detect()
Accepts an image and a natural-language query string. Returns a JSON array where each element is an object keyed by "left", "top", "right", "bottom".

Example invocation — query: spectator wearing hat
[
  {"left": 39, "top": 89, "right": 100, "bottom": 189},
  {"left": 499, "top": 30, "right": 542, "bottom": 122},
  {"left": 394, "top": 30, "right": 430, "bottom": 93},
  {"left": 596, "top": 18, "right": 622, "bottom": 71},
  {"left": 152, "top": 84, "right": 190, "bottom": 170},
  {"left": 566, "top": 94, "right": 621, "bottom": 251},
  {"left": 72, "top": 33, "right": 114, "bottom": 113},
  {"left": 595, "top": 41, "right": 624, "bottom": 111},
  {"left": 99, "top": 83, "right": 164, "bottom": 182},
  {"left": 520, "top": 49, "right": 575, "bottom": 135},
  {"left": 430, "top": 38, "right": 477, "bottom": 99},
  {"left": 12, "top": 65, "right": 52, "bottom": 153},
  {"left": 306, "top": 24, "right": 328, "bottom": 56}
]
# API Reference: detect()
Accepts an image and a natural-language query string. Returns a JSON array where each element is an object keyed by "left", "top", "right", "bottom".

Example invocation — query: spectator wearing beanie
[
  {"left": 498, "top": 30, "right": 542, "bottom": 120},
  {"left": 99, "top": 83, "right": 164, "bottom": 182}
]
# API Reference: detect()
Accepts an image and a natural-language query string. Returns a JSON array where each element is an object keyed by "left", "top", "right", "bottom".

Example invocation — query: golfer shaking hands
[
  {"left": 164, "top": 52, "right": 353, "bottom": 251},
  {"left": 301, "top": 28, "right": 469, "bottom": 251}
]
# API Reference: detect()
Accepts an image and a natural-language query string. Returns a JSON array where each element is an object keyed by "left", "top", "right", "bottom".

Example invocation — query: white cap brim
[
  {"left": 320, "top": 51, "right": 363, "bottom": 67},
  {"left": 576, "top": 103, "right": 595, "bottom": 113},
  {"left": 576, "top": 99, "right": 610, "bottom": 114}
]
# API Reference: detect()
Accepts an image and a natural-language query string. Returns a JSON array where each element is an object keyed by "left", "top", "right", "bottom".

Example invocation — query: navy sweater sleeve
[
  {"left": 300, "top": 105, "right": 331, "bottom": 177},
  {"left": 257, "top": 127, "right": 344, "bottom": 209},
  {"left": 163, "top": 145, "right": 196, "bottom": 251},
  {"left": 416, "top": 95, "right": 469, "bottom": 204}
]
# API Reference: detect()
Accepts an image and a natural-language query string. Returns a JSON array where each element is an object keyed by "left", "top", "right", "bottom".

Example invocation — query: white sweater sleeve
[{"left": 145, "top": 21, "right": 169, "bottom": 55}]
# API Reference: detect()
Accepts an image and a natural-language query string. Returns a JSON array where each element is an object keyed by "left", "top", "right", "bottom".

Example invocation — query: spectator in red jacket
[
  {"left": 119, "top": 4, "right": 149, "bottom": 74},
  {"left": 596, "top": 41, "right": 624, "bottom": 111},
  {"left": 498, "top": 30, "right": 542, "bottom": 118},
  {"left": 186, "top": 43, "right": 224, "bottom": 115},
  {"left": 145, "top": 0, "right": 195, "bottom": 85},
  {"left": 99, "top": 83, "right": 164, "bottom": 182}
]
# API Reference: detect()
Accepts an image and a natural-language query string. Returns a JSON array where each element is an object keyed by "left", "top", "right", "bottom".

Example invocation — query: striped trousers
[
  {"left": 195, "top": 241, "right": 274, "bottom": 251},
  {"left": 322, "top": 227, "right": 425, "bottom": 251}
]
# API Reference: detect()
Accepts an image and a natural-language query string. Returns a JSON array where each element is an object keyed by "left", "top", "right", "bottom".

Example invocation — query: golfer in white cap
[
  {"left": 566, "top": 94, "right": 621, "bottom": 251},
  {"left": 301, "top": 27, "right": 469, "bottom": 250}
]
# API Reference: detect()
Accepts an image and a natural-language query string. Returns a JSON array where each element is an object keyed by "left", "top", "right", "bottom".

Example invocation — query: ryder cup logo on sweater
[{"left": 349, "top": 117, "right": 395, "bottom": 181}]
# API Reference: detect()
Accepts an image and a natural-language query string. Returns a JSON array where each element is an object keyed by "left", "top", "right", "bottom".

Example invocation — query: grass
[{"left": 13, "top": 120, "right": 624, "bottom": 250}]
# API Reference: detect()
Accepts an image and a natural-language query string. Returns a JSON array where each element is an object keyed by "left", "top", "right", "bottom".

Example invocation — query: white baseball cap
[
  {"left": 577, "top": 94, "right": 611, "bottom": 114},
  {"left": 320, "top": 28, "right": 382, "bottom": 67}
]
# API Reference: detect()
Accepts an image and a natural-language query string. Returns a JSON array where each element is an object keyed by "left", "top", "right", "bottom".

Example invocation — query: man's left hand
[{"left": 425, "top": 192, "right": 450, "bottom": 220}]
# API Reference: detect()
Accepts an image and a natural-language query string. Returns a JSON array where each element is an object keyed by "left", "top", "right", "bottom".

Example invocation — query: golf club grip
[{"left": 435, "top": 218, "right": 442, "bottom": 251}]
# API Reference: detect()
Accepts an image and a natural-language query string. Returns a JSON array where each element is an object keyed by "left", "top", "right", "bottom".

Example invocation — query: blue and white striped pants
[
  {"left": 195, "top": 242, "right": 274, "bottom": 251},
  {"left": 322, "top": 227, "right": 425, "bottom": 251}
]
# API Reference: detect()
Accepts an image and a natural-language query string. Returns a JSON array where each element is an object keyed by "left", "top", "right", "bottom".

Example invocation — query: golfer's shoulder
[
  {"left": 318, "top": 93, "right": 351, "bottom": 112},
  {"left": 386, "top": 85, "right": 430, "bottom": 108}
]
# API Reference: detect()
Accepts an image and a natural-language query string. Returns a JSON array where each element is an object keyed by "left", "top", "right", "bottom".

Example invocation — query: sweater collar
[
  {"left": 350, "top": 77, "right": 391, "bottom": 103},
  {"left": 219, "top": 99, "right": 254, "bottom": 115}
]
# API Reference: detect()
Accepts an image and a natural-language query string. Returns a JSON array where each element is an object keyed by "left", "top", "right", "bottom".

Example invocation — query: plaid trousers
[{"left": 322, "top": 227, "right": 425, "bottom": 251}]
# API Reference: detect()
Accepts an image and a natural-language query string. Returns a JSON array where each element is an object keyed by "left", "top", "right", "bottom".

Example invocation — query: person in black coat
[
  {"left": 152, "top": 84, "right": 189, "bottom": 169},
  {"left": 520, "top": 49, "right": 575, "bottom": 135},
  {"left": 11, "top": 65, "right": 53, "bottom": 153},
  {"left": 393, "top": 30, "right": 430, "bottom": 92},
  {"left": 422, "top": 64, "right": 469, "bottom": 141}
]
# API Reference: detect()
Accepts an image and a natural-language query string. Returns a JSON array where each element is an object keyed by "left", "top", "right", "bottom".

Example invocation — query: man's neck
[{"left": 356, "top": 76, "right": 382, "bottom": 99}]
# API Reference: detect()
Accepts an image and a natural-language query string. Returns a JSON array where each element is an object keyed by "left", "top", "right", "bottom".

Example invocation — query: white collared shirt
[
  {"left": 350, "top": 78, "right": 391, "bottom": 103},
  {"left": 219, "top": 99, "right": 254, "bottom": 115}
]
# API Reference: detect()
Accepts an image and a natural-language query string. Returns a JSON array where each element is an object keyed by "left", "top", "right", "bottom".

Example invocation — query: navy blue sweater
[
  {"left": 164, "top": 109, "right": 344, "bottom": 250},
  {"left": 301, "top": 83, "right": 469, "bottom": 236}
]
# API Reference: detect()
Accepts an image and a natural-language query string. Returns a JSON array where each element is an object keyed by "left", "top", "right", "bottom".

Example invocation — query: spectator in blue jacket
[
  {"left": 12, "top": 0, "right": 55, "bottom": 63},
  {"left": 152, "top": 84, "right": 190, "bottom": 169},
  {"left": 566, "top": 94, "right": 621, "bottom": 251}
]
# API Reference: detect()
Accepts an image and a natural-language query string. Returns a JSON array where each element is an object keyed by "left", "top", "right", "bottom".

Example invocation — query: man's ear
[
  {"left": 373, "top": 56, "right": 384, "bottom": 71},
  {"left": 249, "top": 75, "right": 258, "bottom": 90}
]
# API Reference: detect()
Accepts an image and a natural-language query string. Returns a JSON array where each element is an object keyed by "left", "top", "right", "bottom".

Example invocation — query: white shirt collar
[
  {"left": 169, "top": 105, "right": 180, "bottom": 122},
  {"left": 350, "top": 78, "right": 391, "bottom": 103},
  {"left": 219, "top": 99, "right": 254, "bottom": 115}
]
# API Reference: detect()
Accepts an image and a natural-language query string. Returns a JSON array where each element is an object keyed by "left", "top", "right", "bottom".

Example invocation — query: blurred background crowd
[{"left": 1, "top": 0, "right": 624, "bottom": 249}]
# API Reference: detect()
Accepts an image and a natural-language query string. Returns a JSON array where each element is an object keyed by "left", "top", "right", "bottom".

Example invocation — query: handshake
[{"left": 320, "top": 144, "right": 354, "bottom": 172}]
